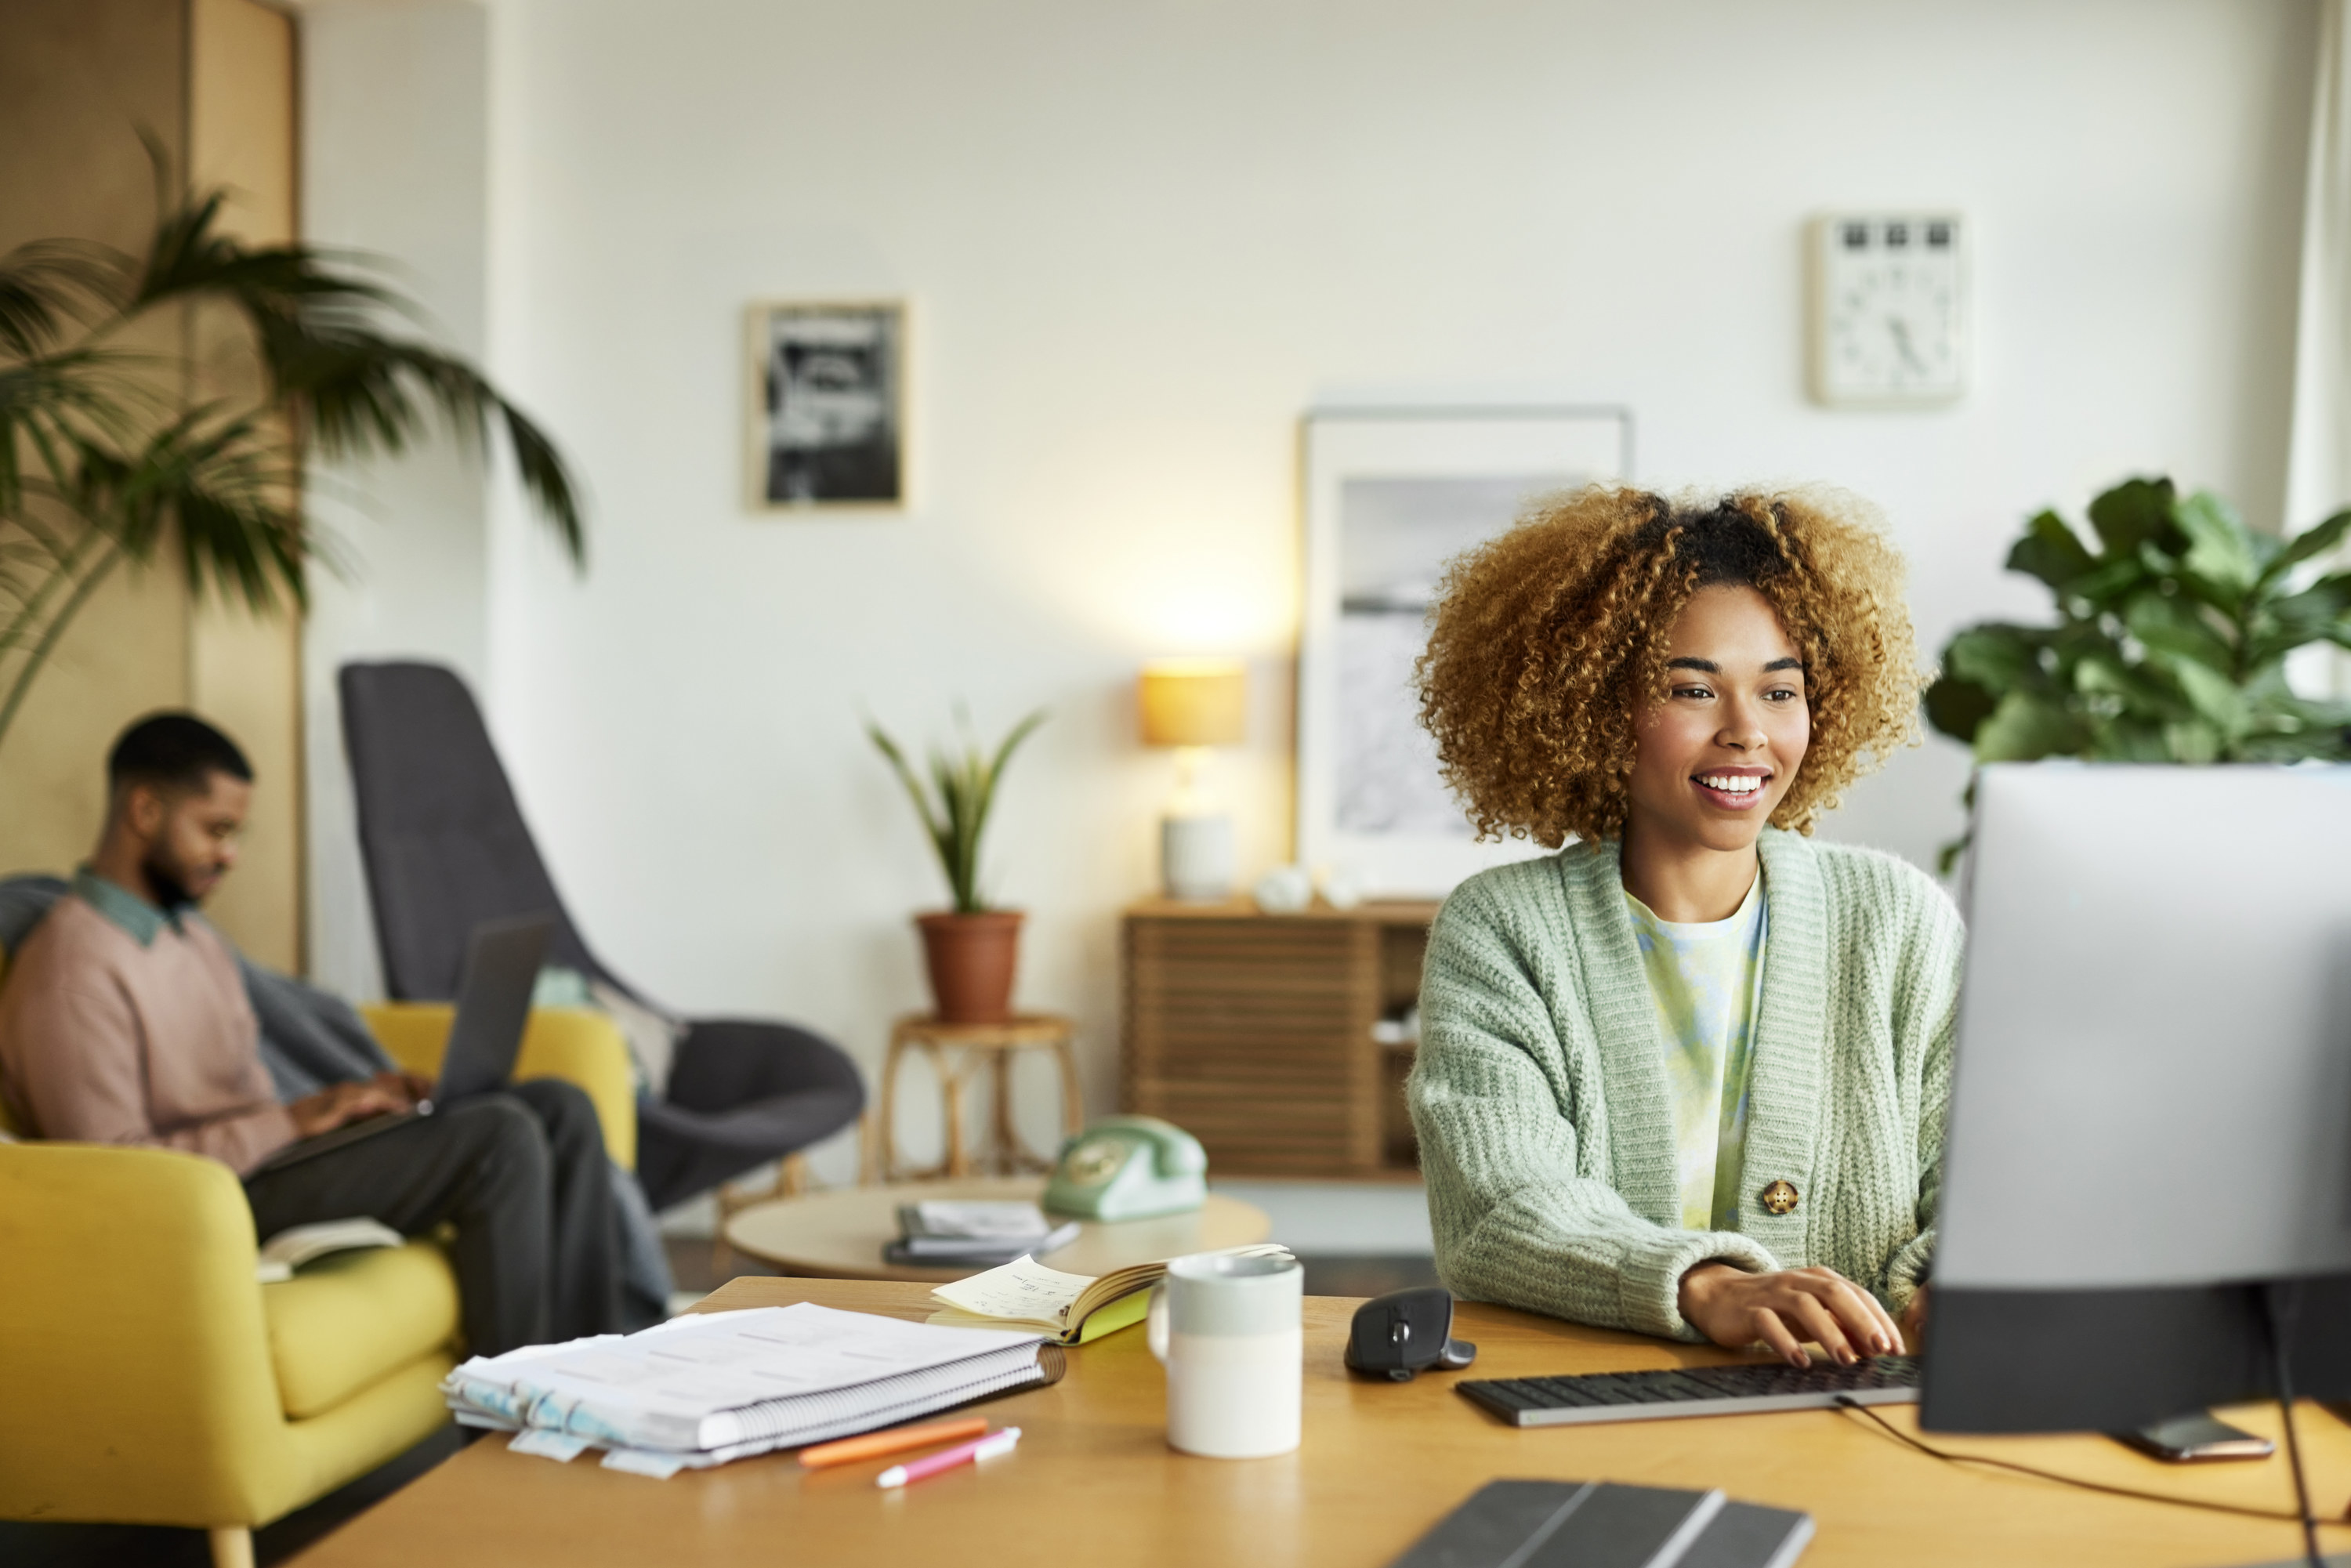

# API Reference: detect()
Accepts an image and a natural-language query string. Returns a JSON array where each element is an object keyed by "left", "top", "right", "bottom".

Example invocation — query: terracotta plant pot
[{"left": 916, "top": 910, "right": 1024, "bottom": 1023}]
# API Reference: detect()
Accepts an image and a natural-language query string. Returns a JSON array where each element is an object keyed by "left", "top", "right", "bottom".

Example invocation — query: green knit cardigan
[{"left": 1408, "top": 828, "right": 1962, "bottom": 1341}]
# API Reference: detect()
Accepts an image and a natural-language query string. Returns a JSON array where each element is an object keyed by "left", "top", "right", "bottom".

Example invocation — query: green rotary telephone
[{"left": 1041, "top": 1115, "right": 1208, "bottom": 1221}]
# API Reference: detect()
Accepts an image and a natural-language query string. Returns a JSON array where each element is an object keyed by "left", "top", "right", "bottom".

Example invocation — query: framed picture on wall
[
  {"left": 745, "top": 299, "right": 906, "bottom": 509},
  {"left": 1296, "top": 407, "right": 1632, "bottom": 897}
]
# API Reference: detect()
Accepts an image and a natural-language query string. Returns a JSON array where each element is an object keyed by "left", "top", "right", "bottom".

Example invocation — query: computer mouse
[{"left": 1345, "top": 1287, "right": 1477, "bottom": 1382}]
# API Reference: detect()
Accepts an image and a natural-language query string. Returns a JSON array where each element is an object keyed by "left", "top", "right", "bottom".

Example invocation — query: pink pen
[{"left": 875, "top": 1425, "right": 1021, "bottom": 1489}]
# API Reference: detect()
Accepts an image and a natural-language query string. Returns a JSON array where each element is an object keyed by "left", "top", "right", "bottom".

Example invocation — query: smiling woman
[
  {"left": 1415, "top": 486, "right": 1920, "bottom": 849},
  {"left": 1622, "top": 585, "right": 1816, "bottom": 922},
  {"left": 1406, "top": 487, "right": 1965, "bottom": 1373}
]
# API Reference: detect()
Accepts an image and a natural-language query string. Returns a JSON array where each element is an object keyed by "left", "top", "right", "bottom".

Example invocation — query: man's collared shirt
[
  {"left": 0, "top": 870, "right": 294, "bottom": 1173},
  {"left": 71, "top": 865, "right": 187, "bottom": 947}
]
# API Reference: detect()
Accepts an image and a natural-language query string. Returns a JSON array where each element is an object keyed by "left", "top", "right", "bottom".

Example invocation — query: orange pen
[{"left": 797, "top": 1416, "right": 989, "bottom": 1471}]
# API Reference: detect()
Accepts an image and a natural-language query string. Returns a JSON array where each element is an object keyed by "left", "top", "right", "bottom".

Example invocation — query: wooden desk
[
  {"left": 721, "top": 1177, "right": 1271, "bottom": 1283},
  {"left": 292, "top": 1280, "right": 2351, "bottom": 1567}
]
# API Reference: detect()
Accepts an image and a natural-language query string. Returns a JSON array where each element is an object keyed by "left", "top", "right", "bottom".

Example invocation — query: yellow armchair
[
  {"left": 0, "top": 1143, "right": 455, "bottom": 1568},
  {"left": 359, "top": 1002, "right": 637, "bottom": 1170},
  {"left": 0, "top": 1003, "right": 638, "bottom": 1568}
]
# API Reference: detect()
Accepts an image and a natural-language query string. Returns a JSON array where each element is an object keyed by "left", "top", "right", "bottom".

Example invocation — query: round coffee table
[{"left": 720, "top": 1176, "right": 1272, "bottom": 1284}]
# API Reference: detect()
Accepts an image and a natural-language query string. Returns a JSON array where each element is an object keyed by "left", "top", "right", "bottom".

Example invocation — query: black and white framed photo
[
  {"left": 1296, "top": 407, "right": 1632, "bottom": 896},
  {"left": 745, "top": 299, "right": 906, "bottom": 509}
]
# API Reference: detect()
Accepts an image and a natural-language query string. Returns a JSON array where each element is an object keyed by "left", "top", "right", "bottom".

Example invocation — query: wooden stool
[{"left": 879, "top": 1013, "right": 1082, "bottom": 1180}]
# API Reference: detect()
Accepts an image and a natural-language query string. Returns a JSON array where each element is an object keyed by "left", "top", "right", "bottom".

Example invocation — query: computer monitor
[{"left": 1922, "top": 762, "right": 2351, "bottom": 1434}]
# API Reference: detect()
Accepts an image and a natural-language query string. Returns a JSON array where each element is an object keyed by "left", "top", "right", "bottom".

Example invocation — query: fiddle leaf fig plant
[
  {"left": 1925, "top": 476, "right": 2351, "bottom": 867},
  {"left": 867, "top": 704, "right": 1047, "bottom": 914}
]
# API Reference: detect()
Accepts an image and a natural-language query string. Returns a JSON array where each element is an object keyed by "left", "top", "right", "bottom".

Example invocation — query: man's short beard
[{"left": 140, "top": 851, "right": 197, "bottom": 909}]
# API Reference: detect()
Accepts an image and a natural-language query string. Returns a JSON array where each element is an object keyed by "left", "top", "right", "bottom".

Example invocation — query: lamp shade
[{"left": 1139, "top": 659, "right": 1246, "bottom": 748}]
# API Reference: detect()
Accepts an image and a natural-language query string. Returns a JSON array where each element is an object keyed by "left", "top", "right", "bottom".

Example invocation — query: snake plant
[{"left": 867, "top": 705, "right": 1048, "bottom": 914}]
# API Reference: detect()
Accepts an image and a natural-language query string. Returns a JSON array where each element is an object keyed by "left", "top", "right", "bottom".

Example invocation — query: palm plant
[
  {"left": 1924, "top": 476, "right": 2351, "bottom": 867},
  {"left": 867, "top": 706, "right": 1048, "bottom": 913},
  {"left": 0, "top": 160, "right": 581, "bottom": 755}
]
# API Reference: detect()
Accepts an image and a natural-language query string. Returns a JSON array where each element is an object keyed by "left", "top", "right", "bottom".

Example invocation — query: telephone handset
[{"left": 1042, "top": 1114, "right": 1208, "bottom": 1221}]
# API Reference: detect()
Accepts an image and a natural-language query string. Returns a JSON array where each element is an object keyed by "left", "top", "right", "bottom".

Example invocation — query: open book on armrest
[
  {"left": 928, "top": 1244, "right": 1292, "bottom": 1345},
  {"left": 255, "top": 1217, "right": 404, "bottom": 1284}
]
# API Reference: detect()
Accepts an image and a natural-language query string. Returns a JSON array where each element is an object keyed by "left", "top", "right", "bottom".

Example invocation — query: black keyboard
[{"left": 1458, "top": 1354, "right": 1918, "bottom": 1427}]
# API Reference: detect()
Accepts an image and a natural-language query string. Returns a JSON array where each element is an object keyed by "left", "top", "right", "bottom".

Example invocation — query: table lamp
[{"left": 1139, "top": 659, "right": 1246, "bottom": 901}]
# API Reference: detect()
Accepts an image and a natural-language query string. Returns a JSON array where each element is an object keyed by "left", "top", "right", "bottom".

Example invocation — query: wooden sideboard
[{"left": 1120, "top": 898, "right": 1440, "bottom": 1179}]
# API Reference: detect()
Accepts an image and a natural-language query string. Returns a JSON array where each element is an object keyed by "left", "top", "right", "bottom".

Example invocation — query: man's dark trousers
[{"left": 243, "top": 1079, "right": 622, "bottom": 1355}]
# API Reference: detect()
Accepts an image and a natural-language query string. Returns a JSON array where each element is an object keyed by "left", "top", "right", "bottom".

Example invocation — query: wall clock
[{"left": 1809, "top": 212, "right": 1967, "bottom": 407}]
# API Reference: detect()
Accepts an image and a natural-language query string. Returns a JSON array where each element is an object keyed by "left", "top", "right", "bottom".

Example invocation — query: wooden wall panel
[
  {"left": 0, "top": 0, "right": 302, "bottom": 971},
  {"left": 0, "top": 0, "right": 194, "bottom": 885},
  {"left": 188, "top": 0, "right": 303, "bottom": 972}
]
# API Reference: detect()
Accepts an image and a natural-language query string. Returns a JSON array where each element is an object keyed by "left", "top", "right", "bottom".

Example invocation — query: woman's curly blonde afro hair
[{"left": 1415, "top": 485, "right": 1922, "bottom": 846}]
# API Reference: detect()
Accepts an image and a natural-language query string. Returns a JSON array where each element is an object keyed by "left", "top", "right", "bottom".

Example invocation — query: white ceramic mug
[{"left": 1145, "top": 1251, "right": 1303, "bottom": 1458}]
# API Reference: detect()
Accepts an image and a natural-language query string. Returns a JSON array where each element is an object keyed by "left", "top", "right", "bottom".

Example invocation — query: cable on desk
[
  {"left": 2262, "top": 1280, "right": 2324, "bottom": 1568},
  {"left": 1833, "top": 1397, "right": 2351, "bottom": 1529}
]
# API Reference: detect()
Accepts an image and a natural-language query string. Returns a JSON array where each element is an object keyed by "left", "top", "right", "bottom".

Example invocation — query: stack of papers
[
  {"left": 884, "top": 1200, "right": 1081, "bottom": 1267},
  {"left": 442, "top": 1303, "right": 1049, "bottom": 1478}
]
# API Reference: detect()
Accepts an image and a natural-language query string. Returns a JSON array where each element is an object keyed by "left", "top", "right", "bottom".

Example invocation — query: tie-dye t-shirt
[{"left": 1625, "top": 875, "right": 1769, "bottom": 1230}]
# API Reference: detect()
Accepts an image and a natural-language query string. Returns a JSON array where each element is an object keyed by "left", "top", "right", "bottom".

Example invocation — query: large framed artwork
[
  {"left": 1296, "top": 407, "right": 1633, "bottom": 897},
  {"left": 745, "top": 299, "right": 906, "bottom": 509}
]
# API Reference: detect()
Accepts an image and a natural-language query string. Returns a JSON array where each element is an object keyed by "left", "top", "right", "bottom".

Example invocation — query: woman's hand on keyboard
[
  {"left": 1676, "top": 1263, "right": 1902, "bottom": 1367},
  {"left": 1896, "top": 1284, "right": 1929, "bottom": 1351}
]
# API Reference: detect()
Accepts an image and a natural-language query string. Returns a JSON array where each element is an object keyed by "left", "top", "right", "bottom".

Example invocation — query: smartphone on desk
[{"left": 2114, "top": 1413, "right": 2275, "bottom": 1462}]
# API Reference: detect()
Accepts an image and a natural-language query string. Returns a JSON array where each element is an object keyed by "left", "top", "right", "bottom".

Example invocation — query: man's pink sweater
[{"left": 0, "top": 893, "right": 296, "bottom": 1174}]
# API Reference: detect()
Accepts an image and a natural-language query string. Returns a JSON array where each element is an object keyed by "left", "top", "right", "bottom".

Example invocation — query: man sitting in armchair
[{"left": 0, "top": 712, "right": 627, "bottom": 1355}]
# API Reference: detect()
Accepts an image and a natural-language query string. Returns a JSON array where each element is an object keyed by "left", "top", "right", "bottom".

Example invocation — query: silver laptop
[{"left": 252, "top": 914, "right": 552, "bottom": 1172}]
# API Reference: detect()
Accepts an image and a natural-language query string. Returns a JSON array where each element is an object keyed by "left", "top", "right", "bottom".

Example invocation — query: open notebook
[
  {"left": 254, "top": 1217, "right": 404, "bottom": 1283},
  {"left": 929, "top": 1244, "right": 1293, "bottom": 1345}
]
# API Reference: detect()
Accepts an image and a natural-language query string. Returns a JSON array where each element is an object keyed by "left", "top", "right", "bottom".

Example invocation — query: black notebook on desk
[{"left": 1389, "top": 1479, "right": 1812, "bottom": 1568}]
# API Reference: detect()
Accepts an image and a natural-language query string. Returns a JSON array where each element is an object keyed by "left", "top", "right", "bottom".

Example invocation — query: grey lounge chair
[{"left": 337, "top": 659, "right": 864, "bottom": 1212}]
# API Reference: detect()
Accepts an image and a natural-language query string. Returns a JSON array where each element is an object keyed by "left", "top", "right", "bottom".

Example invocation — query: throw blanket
[{"left": 0, "top": 875, "right": 670, "bottom": 1324}]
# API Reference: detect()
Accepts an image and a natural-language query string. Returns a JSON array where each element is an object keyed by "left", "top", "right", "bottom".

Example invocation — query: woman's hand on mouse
[{"left": 1676, "top": 1262, "right": 1903, "bottom": 1367}]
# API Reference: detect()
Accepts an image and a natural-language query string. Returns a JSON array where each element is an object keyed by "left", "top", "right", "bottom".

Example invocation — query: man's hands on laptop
[{"left": 288, "top": 1073, "right": 429, "bottom": 1137}]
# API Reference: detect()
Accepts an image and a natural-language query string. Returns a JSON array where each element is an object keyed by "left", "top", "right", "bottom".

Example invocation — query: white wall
[
  {"left": 305, "top": 0, "right": 2315, "bottom": 1173},
  {"left": 299, "top": 0, "right": 493, "bottom": 998}
]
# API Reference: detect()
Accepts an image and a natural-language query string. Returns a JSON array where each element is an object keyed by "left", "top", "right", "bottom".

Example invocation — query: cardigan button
[{"left": 1759, "top": 1179, "right": 1799, "bottom": 1216}]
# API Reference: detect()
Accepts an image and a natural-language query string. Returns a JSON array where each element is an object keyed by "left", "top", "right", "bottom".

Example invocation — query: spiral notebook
[{"left": 442, "top": 1303, "right": 1058, "bottom": 1475}]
